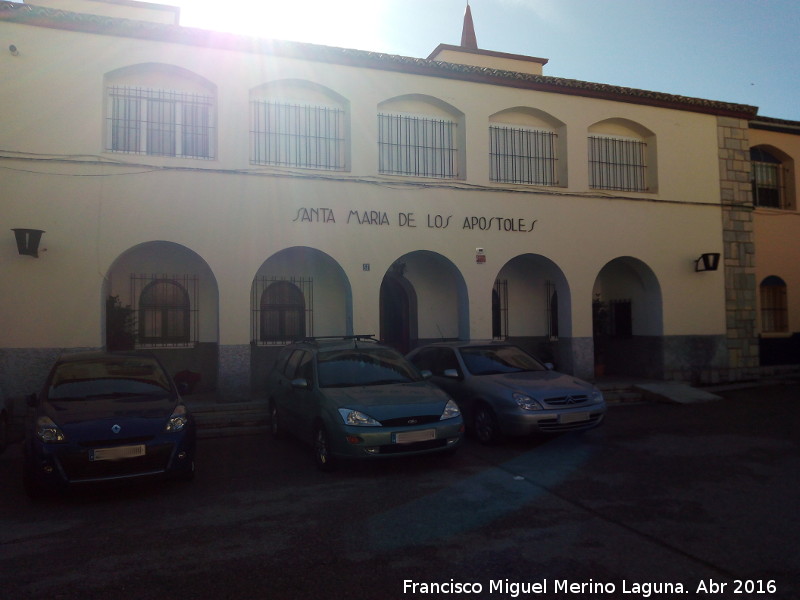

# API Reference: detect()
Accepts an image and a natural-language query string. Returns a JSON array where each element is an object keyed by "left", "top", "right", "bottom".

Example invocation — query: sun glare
[{"left": 178, "top": 0, "right": 388, "bottom": 51}]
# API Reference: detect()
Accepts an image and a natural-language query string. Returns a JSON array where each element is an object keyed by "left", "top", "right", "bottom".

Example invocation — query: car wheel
[
  {"left": 474, "top": 404, "right": 502, "bottom": 445},
  {"left": 313, "top": 424, "right": 336, "bottom": 472},
  {"left": 269, "top": 400, "right": 284, "bottom": 440}
]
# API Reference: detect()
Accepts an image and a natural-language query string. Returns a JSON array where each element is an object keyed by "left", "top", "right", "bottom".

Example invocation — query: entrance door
[{"left": 380, "top": 275, "right": 411, "bottom": 354}]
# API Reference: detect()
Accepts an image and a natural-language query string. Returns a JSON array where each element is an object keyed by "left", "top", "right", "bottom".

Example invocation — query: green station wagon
[{"left": 266, "top": 337, "right": 463, "bottom": 470}]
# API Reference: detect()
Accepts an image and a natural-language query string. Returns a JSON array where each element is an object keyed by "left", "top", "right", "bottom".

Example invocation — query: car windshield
[
  {"left": 48, "top": 357, "right": 172, "bottom": 400},
  {"left": 459, "top": 345, "right": 546, "bottom": 375},
  {"left": 317, "top": 347, "right": 422, "bottom": 388}
]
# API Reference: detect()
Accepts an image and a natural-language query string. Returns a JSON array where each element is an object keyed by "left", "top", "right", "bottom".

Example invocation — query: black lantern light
[
  {"left": 694, "top": 252, "right": 720, "bottom": 272},
  {"left": 12, "top": 228, "right": 45, "bottom": 258}
]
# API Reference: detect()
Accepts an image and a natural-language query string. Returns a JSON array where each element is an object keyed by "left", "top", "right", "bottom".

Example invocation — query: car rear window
[
  {"left": 460, "top": 346, "right": 546, "bottom": 375},
  {"left": 48, "top": 357, "right": 172, "bottom": 400},
  {"left": 317, "top": 347, "right": 422, "bottom": 388}
]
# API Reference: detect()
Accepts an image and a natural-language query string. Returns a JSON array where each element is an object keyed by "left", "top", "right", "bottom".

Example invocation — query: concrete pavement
[{"left": 183, "top": 374, "right": 800, "bottom": 438}]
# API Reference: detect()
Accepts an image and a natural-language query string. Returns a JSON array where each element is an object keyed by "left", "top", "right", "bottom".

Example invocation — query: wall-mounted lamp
[
  {"left": 9, "top": 44, "right": 19, "bottom": 56},
  {"left": 12, "top": 229, "right": 45, "bottom": 258},
  {"left": 694, "top": 252, "right": 720, "bottom": 272}
]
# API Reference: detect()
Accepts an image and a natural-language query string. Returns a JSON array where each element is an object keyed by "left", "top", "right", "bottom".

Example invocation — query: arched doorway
[
  {"left": 379, "top": 252, "right": 468, "bottom": 354},
  {"left": 592, "top": 257, "right": 663, "bottom": 378},
  {"left": 250, "top": 246, "right": 353, "bottom": 393},
  {"left": 380, "top": 268, "right": 416, "bottom": 354},
  {"left": 494, "top": 254, "right": 571, "bottom": 369},
  {"left": 104, "top": 241, "right": 219, "bottom": 392}
]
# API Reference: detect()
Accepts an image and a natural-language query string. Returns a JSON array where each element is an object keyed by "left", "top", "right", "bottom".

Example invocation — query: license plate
[
  {"left": 91, "top": 445, "right": 146, "bottom": 462},
  {"left": 394, "top": 429, "right": 436, "bottom": 444},
  {"left": 559, "top": 412, "right": 589, "bottom": 424}
]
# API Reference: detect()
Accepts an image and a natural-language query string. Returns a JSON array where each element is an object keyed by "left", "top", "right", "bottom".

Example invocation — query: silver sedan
[{"left": 408, "top": 342, "right": 606, "bottom": 443}]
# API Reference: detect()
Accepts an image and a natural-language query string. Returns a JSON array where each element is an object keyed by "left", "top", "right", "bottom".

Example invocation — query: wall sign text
[{"left": 292, "top": 207, "right": 538, "bottom": 233}]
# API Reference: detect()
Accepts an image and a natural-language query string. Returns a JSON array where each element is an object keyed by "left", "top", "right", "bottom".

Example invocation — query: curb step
[
  {"left": 197, "top": 425, "right": 270, "bottom": 439},
  {"left": 603, "top": 390, "right": 645, "bottom": 404},
  {"left": 596, "top": 383, "right": 645, "bottom": 404},
  {"left": 187, "top": 400, "right": 270, "bottom": 434}
]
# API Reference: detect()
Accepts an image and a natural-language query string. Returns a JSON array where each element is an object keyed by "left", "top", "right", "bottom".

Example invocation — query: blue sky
[{"left": 164, "top": 1, "right": 796, "bottom": 120}]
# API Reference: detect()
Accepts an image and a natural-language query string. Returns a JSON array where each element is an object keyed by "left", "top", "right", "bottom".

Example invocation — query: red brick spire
[{"left": 461, "top": 1, "right": 478, "bottom": 49}]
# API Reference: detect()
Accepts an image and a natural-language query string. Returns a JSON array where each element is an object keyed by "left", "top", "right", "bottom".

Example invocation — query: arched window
[
  {"left": 588, "top": 119, "right": 655, "bottom": 192},
  {"left": 250, "top": 80, "right": 348, "bottom": 170},
  {"left": 260, "top": 281, "right": 306, "bottom": 342},
  {"left": 105, "top": 64, "right": 216, "bottom": 159},
  {"left": 760, "top": 276, "right": 788, "bottom": 333},
  {"left": 751, "top": 148, "right": 784, "bottom": 208},
  {"left": 489, "top": 108, "right": 564, "bottom": 186},
  {"left": 139, "top": 280, "right": 190, "bottom": 344},
  {"left": 378, "top": 95, "right": 463, "bottom": 179}
]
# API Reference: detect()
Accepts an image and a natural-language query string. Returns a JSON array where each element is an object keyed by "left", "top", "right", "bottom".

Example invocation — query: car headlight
[
  {"left": 165, "top": 405, "right": 190, "bottom": 432},
  {"left": 440, "top": 399, "right": 461, "bottom": 421},
  {"left": 513, "top": 392, "right": 542, "bottom": 411},
  {"left": 36, "top": 415, "right": 66, "bottom": 443},
  {"left": 338, "top": 408, "right": 381, "bottom": 426},
  {"left": 591, "top": 389, "right": 605, "bottom": 404}
]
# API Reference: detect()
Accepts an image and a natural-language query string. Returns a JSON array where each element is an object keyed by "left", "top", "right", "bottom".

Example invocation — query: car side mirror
[
  {"left": 443, "top": 369, "right": 460, "bottom": 379},
  {"left": 544, "top": 363, "right": 555, "bottom": 370},
  {"left": 419, "top": 369, "right": 433, "bottom": 379},
  {"left": 291, "top": 378, "right": 309, "bottom": 389}
]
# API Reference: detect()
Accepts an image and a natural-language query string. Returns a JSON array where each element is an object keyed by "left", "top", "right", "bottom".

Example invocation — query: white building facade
[{"left": 1, "top": 0, "right": 773, "bottom": 399}]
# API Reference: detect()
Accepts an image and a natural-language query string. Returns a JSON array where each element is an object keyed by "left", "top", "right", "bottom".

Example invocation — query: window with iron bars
[
  {"left": 490, "top": 126, "right": 558, "bottom": 185},
  {"left": 589, "top": 135, "right": 647, "bottom": 192},
  {"left": 251, "top": 101, "right": 346, "bottom": 170},
  {"left": 252, "top": 277, "right": 314, "bottom": 344},
  {"left": 107, "top": 86, "right": 215, "bottom": 159},
  {"left": 378, "top": 113, "right": 458, "bottom": 178},
  {"left": 751, "top": 148, "right": 785, "bottom": 209},
  {"left": 760, "top": 277, "right": 788, "bottom": 333},
  {"left": 131, "top": 274, "right": 199, "bottom": 347}
]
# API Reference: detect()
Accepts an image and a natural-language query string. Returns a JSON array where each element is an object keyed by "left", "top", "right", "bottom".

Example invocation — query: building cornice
[
  {"left": 750, "top": 116, "right": 800, "bottom": 136},
  {"left": 0, "top": 1, "right": 758, "bottom": 119}
]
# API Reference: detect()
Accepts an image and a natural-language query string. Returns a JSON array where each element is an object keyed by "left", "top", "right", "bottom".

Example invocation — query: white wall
[{"left": 0, "top": 16, "right": 728, "bottom": 355}]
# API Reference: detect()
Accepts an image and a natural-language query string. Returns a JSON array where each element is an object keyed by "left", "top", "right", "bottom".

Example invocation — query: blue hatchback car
[{"left": 23, "top": 351, "right": 196, "bottom": 498}]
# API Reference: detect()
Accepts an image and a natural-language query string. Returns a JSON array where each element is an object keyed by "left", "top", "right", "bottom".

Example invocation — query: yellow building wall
[
  {"left": 0, "top": 15, "right": 727, "bottom": 385},
  {"left": 750, "top": 128, "right": 800, "bottom": 335}
]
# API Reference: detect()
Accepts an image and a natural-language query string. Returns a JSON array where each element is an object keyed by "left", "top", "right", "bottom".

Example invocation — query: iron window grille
[
  {"left": 250, "top": 101, "right": 346, "bottom": 170},
  {"left": 490, "top": 126, "right": 558, "bottom": 185},
  {"left": 107, "top": 86, "right": 215, "bottom": 159},
  {"left": 131, "top": 274, "right": 199, "bottom": 347},
  {"left": 589, "top": 135, "right": 648, "bottom": 192},
  {"left": 760, "top": 277, "right": 788, "bottom": 333},
  {"left": 252, "top": 277, "right": 314, "bottom": 345},
  {"left": 492, "top": 279, "right": 508, "bottom": 340},
  {"left": 378, "top": 113, "right": 458, "bottom": 178},
  {"left": 751, "top": 148, "right": 785, "bottom": 209}
]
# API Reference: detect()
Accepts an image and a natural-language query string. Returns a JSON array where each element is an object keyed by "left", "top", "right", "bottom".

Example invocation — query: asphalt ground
[{"left": 0, "top": 381, "right": 798, "bottom": 600}]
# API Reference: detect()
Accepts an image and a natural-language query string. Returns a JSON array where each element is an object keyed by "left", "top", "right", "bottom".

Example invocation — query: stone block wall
[{"left": 718, "top": 117, "right": 760, "bottom": 380}]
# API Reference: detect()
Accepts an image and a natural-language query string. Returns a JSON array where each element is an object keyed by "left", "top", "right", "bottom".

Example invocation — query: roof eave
[{"left": 0, "top": 1, "right": 758, "bottom": 120}]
